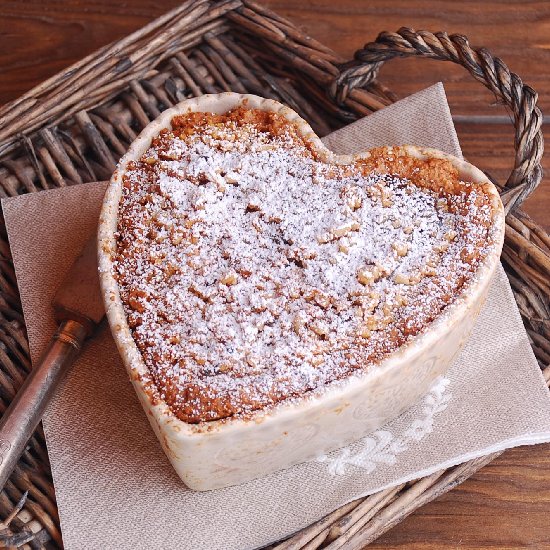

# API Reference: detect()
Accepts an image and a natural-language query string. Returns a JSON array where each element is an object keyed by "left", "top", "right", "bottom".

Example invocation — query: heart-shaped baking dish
[{"left": 98, "top": 93, "right": 504, "bottom": 490}]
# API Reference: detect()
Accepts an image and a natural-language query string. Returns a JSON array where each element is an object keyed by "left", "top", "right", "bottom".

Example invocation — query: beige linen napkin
[{"left": 3, "top": 83, "right": 550, "bottom": 550}]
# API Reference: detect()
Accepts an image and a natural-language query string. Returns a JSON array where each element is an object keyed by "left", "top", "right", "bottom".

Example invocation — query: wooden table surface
[{"left": 1, "top": 1, "right": 549, "bottom": 548}]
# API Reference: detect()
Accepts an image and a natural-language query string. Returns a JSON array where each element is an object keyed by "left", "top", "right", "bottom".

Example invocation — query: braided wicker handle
[{"left": 333, "top": 27, "right": 544, "bottom": 212}]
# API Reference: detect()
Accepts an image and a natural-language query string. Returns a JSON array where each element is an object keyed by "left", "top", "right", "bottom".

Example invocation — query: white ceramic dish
[{"left": 98, "top": 93, "right": 505, "bottom": 491}]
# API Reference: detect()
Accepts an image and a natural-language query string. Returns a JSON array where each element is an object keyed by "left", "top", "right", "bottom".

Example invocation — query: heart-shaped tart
[{"left": 98, "top": 93, "right": 504, "bottom": 490}]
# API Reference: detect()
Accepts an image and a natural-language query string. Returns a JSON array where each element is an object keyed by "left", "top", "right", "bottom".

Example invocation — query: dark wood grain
[
  {"left": 1, "top": 1, "right": 549, "bottom": 548},
  {"left": 370, "top": 444, "right": 550, "bottom": 549},
  {"left": 263, "top": 1, "right": 550, "bottom": 111}
]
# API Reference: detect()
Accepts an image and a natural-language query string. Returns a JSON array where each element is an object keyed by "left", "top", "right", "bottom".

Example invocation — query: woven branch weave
[
  {"left": 334, "top": 27, "right": 544, "bottom": 212},
  {"left": 0, "top": 2, "right": 548, "bottom": 548}
]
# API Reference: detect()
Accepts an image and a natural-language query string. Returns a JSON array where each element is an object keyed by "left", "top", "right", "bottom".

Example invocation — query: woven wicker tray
[{"left": 0, "top": 1, "right": 548, "bottom": 547}]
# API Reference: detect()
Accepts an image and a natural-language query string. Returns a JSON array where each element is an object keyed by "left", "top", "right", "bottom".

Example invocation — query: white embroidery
[{"left": 317, "top": 376, "right": 452, "bottom": 475}]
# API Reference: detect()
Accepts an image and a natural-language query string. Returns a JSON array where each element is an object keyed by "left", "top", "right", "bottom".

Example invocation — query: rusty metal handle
[{"left": 0, "top": 320, "right": 88, "bottom": 489}]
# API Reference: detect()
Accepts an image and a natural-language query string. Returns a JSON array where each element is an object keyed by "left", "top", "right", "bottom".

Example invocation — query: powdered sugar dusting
[{"left": 113, "top": 109, "right": 494, "bottom": 423}]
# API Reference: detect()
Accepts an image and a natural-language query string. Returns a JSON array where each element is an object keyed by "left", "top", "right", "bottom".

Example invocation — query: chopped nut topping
[
  {"left": 358, "top": 326, "right": 371, "bottom": 339},
  {"left": 317, "top": 232, "right": 332, "bottom": 244},
  {"left": 392, "top": 242, "right": 409, "bottom": 257},
  {"left": 445, "top": 230, "right": 457, "bottom": 241},
  {"left": 338, "top": 240, "right": 350, "bottom": 253},
  {"left": 394, "top": 273, "right": 410, "bottom": 285},
  {"left": 395, "top": 294, "right": 408, "bottom": 307},
  {"left": 220, "top": 271, "right": 238, "bottom": 286},
  {"left": 366, "top": 316, "right": 378, "bottom": 331},
  {"left": 310, "top": 321, "right": 329, "bottom": 338},
  {"left": 332, "top": 221, "right": 360, "bottom": 238},
  {"left": 311, "top": 290, "right": 332, "bottom": 309},
  {"left": 128, "top": 295, "right": 145, "bottom": 312},
  {"left": 245, "top": 354, "right": 259, "bottom": 370},
  {"left": 394, "top": 272, "right": 422, "bottom": 285},
  {"left": 292, "top": 314, "right": 305, "bottom": 334},
  {"left": 422, "top": 265, "right": 437, "bottom": 277},
  {"left": 381, "top": 188, "right": 393, "bottom": 207},
  {"left": 225, "top": 171, "right": 240, "bottom": 184},
  {"left": 188, "top": 283, "right": 212, "bottom": 302},
  {"left": 341, "top": 186, "right": 363, "bottom": 210},
  {"left": 114, "top": 106, "right": 496, "bottom": 423},
  {"left": 357, "top": 265, "right": 382, "bottom": 286}
]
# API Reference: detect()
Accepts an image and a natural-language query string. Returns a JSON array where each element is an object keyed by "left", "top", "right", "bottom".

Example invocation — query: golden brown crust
[{"left": 114, "top": 107, "right": 496, "bottom": 424}]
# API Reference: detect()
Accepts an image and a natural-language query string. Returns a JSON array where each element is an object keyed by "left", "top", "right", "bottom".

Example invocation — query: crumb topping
[{"left": 114, "top": 108, "right": 495, "bottom": 423}]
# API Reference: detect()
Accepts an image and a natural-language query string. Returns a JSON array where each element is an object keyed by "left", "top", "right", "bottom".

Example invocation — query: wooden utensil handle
[{"left": 0, "top": 319, "right": 88, "bottom": 489}]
